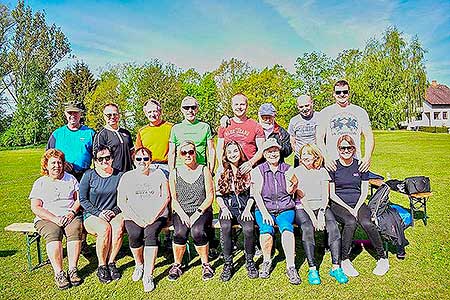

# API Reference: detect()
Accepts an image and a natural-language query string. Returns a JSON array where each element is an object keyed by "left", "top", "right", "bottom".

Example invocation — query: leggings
[
  {"left": 295, "top": 208, "right": 341, "bottom": 267},
  {"left": 173, "top": 209, "right": 213, "bottom": 246},
  {"left": 219, "top": 209, "right": 255, "bottom": 257},
  {"left": 124, "top": 217, "right": 167, "bottom": 248},
  {"left": 330, "top": 203, "right": 386, "bottom": 260}
]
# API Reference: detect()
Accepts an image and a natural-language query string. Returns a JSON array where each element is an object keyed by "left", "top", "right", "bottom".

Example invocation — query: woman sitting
[
  {"left": 117, "top": 147, "right": 170, "bottom": 292},
  {"left": 251, "top": 138, "right": 300, "bottom": 285},
  {"left": 217, "top": 141, "right": 258, "bottom": 281},
  {"left": 329, "top": 135, "right": 389, "bottom": 277},
  {"left": 30, "top": 149, "right": 83, "bottom": 289},
  {"left": 293, "top": 144, "right": 348, "bottom": 285},
  {"left": 79, "top": 145, "right": 125, "bottom": 283},
  {"left": 167, "top": 140, "right": 215, "bottom": 281}
]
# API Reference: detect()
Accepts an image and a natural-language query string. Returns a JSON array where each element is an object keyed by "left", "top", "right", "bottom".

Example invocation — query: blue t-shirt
[
  {"left": 329, "top": 159, "right": 368, "bottom": 208},
  {"left": 47, "top": 125, "right": 95, "bottom": 172}
]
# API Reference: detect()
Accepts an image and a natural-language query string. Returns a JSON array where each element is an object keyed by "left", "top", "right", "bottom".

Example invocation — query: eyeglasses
[
  {"left": 96, "top": 155, "right": 111, "bottom": 162},
  {"left": 180, "top": 149, "right": 195, "bottom": 156},
  {"left": 135, "top": 157, "right": 150, "bottom": 162},
  {"left": 335, "top": 90, "right": 349, "bottom": 95},
  {"left": 104, "top": 113, "right": 119, "bottom": 118},
  {"left": 182, "top": 105, "right": 197, "bottom": 111},
  {"left": 338, "top": 146, "right": 355, "bottom": 152}
]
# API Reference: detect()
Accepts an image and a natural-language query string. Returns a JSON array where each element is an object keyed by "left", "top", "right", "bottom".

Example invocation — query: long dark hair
[{"left": 218, "top": 141, "right": 250, "bottom": 195}]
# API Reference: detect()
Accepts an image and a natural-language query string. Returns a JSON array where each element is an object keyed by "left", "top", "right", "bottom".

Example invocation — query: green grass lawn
[{"left": 0, "top": 131, "right": 449, "bottom": 299}]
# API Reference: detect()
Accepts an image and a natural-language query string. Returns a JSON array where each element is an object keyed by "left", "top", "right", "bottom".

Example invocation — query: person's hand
[
  {"left": 287, "top": 180, "right": 298, "bottom": 195},
  {"left": 296, "top": 189, "right": 305, "bottom": 199},
  {"left": 239, "top": 161, "right": 253, "bottom": 174},
  {"left": 358, "top": 157, "right": 371, "bottom": 172},
  {"left": 324, "top": 157, "right": 337, "bottom": 171},
  {"left": 316, "top": 210, "right": 325, "bottom": 231},
  {"left": 64, "top": 162, "right": 73, "bottom": 172},
  {"left": 241, "top": 207, "right": 254, "bottom": 221},
  {"left": 262, "top": 210, "right": 274, "bottom": 226},
  {"left": 220, "top": 207, "right": 232, "bottom": 220},
  {"left": 190, "top": 211, "right": 202, "bottom": 226},
  {"left": 220, "top": 116, "right": 230, "bottom": 128},
  {"left": 180, "top": 213, "right": 191, "bottom": 227},
  {"left": 60, "top": 211, "right": 75, "bottom": 227}
]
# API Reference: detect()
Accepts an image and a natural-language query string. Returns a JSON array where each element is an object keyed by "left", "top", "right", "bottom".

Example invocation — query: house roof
[{"left": 425, "top": 83, "right": 450, "bottom": 105}]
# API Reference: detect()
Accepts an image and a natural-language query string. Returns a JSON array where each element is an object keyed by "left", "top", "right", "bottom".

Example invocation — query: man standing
[
  {"left": 316, "top": 80, "right": 374, "bottom": 172},
  {"left": 258, "top": 103, "right": 292, "bottom": 162},
  {"left": 217, "top": 93, "right": 265, "bottom": 174},
  {"left": 94, "top": 103, "right": 134, "bottom": 172},
  {"left": 168, "top": 96, "right": 216, "bottom": 174},
  {"left": 135, "top": 99, "right": 173, "bottom": 177},
  {"left": 47, "top": 101, "right": 95, "bottom": 182},
  {"left": 288, "top": 95, "right": 320, "bottom": 167}
]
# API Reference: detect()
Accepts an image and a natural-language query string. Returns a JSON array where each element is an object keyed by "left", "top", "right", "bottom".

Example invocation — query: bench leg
[
  {"left": 423, "top": 198, "right": 428, "bottom": 226},
  {"left": 25, "top": 234, "right": 33, "bottom": 272},
  {"left": 409, "top": 197, "right": 415, "bottom": 227}
]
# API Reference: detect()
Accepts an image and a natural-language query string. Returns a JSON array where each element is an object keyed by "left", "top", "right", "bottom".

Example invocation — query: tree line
[{"left": 0, "top": 1, "right": 427, "bottom": 147}]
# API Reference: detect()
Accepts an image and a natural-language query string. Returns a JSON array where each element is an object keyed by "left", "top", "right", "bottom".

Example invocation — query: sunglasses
[
  {"left": 335, "top": 90, "right": 349, "bottom": 95},
  {"left": 104, "top": 113, "right": 119, "bottom": 118},
  {"left": 180, "top": 149, "right": 195, "bottom": 156},
  {"left": 135, "top": 157, "right": 150, "bottom": 162},
  {"left": 96, "top": 155, "right": 111, "bottom": 162},
  {"left": 182, "top": 105, "right": 197, "bottom": 111},
  {"left": 338, "top": 146, "right": 355, "bottom": 152}
]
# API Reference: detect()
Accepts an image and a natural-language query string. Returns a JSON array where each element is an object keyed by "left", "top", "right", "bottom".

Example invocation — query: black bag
[{"left": 404, "top": 176, "right": 430, "bottom": 194}]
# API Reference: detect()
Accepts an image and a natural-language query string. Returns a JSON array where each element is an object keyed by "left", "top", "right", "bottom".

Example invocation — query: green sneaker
[
  {"left": 329, "top": 267, "right": 349, "bottom": 284},
  {"left": 307, "top": 269, "right": 321, "bottom": 285}
]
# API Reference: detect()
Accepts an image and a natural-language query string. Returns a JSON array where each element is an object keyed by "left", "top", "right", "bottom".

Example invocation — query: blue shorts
[{"left": 255, "top": 209, "right": 295, "bottom": 236}]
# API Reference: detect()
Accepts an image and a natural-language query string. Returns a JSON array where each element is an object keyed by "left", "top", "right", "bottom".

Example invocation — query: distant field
[{"left": 0, "top": 131, "right": 449, "bottom": 299}]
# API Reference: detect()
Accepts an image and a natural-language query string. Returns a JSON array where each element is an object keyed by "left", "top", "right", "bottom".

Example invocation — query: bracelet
[{"left": 70, "top": 210, "right": 77, "bottom": 215}]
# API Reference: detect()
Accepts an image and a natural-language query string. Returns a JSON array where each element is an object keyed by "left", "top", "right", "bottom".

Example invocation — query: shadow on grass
[{"left": 0, "top": 250, "right": 17, "bottom": 257}]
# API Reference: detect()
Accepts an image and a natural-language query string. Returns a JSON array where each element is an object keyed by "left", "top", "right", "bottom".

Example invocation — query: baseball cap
[
  {"left": 262, "top": 138, "right": 281, "bottom": 152},
  {"left": 259, "top": 103, "right": 276, "bottom": 116},
  {"left": 65, "top": 101, "right": 84, "bottom": 113}
]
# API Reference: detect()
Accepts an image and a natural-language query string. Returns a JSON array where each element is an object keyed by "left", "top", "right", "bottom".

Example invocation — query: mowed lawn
[{"left": 0, "top": 131, "right": 449, "bottom": 300}]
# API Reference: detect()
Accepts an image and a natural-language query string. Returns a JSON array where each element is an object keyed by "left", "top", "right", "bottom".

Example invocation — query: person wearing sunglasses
[
  {"left": 79, "top": 145, "right": 125, "bottom": 284},
  {"left": 329, "top": 135, "right": 389, "bottom": 277},
  {"left": 117, "top": 147, "right": 170, "bottom": 292},
  {"left": 167, "top": 140, "right": 215, "bottom": 281},
  {"left": 93, "top": 103, "right": 133, "bottom": 172},
  {"left": 316, "top": 80, "right": 374, "bottom": 173},
  {"left": 216, "top": 141, "right": 258, "bottom": 281},
  {"left": 292, "top": 144, "right": 348, "bottom": 285}
]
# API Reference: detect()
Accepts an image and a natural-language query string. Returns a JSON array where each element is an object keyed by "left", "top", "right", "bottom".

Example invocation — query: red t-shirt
[{"left": 218, "top": 118, "right": 264, "bottom": 160}]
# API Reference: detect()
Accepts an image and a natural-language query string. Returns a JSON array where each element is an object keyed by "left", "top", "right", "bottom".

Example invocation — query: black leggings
[
  {"left": 124, "top": 217, "right": 167, "bottom": 248},
  {"left": 295, "top": 208, "right": 341, "bottom": 267},
  {"left": 219, "top": 209, "right": 255, "bottom": 257},
  {"left": 173, "top": 209, "right": 213, "bottom": 246},
  {"left": 330, "top": 203, "right": 386, "bottom": 260}
]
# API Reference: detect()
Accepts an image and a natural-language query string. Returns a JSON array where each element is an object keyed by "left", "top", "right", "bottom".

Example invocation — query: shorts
[
  {"left": 255, "top": 209, "right": 295, "bottom": 236},
  {"left": 35, "top": 215, "right": 83, "bottom": 243}
]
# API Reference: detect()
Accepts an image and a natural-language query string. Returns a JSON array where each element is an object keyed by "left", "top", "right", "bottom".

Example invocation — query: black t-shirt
[
  {"left": 94, "top": 127, "right": 134, "bottom": 172},
  {"left": 329, "top": 159, "right": 369, "bottom": 208}
]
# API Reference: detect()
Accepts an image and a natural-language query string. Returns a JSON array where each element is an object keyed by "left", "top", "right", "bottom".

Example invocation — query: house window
[
  {"left": 434, "top": 112, "right": 440, "bottom": 120},
  {"left": 443, "top": 112, "right": 448, "bottom": 119}
]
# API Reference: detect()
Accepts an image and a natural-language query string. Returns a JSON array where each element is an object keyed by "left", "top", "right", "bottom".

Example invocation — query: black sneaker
[
  {"left": 168, "top": 263, "right": 183, "bottom": 281},
  {"left": 97, "top": 265, "right": 112, "bottom": 284},
  {"left": 108, "top": 262, "right": 121, "bottom": 280},
  {"left": 220, "top": 256, "right": 234, "bottom": 282}
]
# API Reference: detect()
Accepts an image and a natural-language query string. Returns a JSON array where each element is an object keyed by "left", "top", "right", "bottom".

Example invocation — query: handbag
[{"left": 404, "top": 176, "right": 430, "bottom": 194}]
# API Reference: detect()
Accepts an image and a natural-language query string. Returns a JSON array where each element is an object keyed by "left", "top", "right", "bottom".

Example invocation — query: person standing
[{"left": 94, "top": 103, "right": 134, "bottom": 172}]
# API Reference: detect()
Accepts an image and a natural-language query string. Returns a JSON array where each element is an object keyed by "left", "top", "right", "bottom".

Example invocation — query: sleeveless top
[{"left": 175, "top": 166, "right": 206, "bottom": 216}]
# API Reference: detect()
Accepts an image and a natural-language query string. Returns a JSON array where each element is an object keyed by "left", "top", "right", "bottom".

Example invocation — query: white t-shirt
[
  {"left": 29, "top": 172, "right": 79, "bottom": 223},
  {"left": 318, "top": 103, "right": 371, "bottom": 160},
  {"left": 117, "top": 169, "right": 169, "bottom": 225},
  {"left": 292, "top": 166, "right": 330, "bottom": 211},
  {"left": 288, "top": 111, "right": 320, "bottom": 157}
]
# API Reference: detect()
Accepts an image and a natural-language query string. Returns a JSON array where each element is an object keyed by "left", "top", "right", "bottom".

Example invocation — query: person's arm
[
  {"left": 353, "top": 180, "right": 369, "bottom": 217},
  {"left": 190, "top": 167, "right": 215, "bottom": 225},
  {"left": 46, "top": 133, "right": 56, "bottom": 150},
  {"left": 285, "top": 168, "right": 298, "bottom": 195},
  {"left": 359, "top": 126, "right": 374, "bottom": 172},
  {"left": 316, "top": 122, "right": 336, "bottom": 171},
  {"left": 289, "top": 135, "right": 297, "bottom": 156},
  {"left": 168, "top": 142, "right": 177, "bottom": 172},
  {"left": 315, "top": 179, "right": 330, "bottom": 231},
  {"left": 135, "top": 130, "right": 143, "bottom": 149},
  {"left": 31, "top": 198, "right": 62, "bottom": 226},
  {"left": 240, "top": 137, "right": 265, "bottom": 174},
  {"left": 149, "top": 175, "right": 171, "bottom": 225},
  {"left": 206, "top": 138, "right": 216, "bottom": 174},
  {"left": 215, "top": 170, "right": 232, "bottom": 220},
  {"left": 279, "top": 127, "right": 293, "bottom": 159},
  {"left": 169, "top": 170, "right": 190, "bottom": 226},
  {"left": 250, "top": 168, "right": 274, "bottom": 226},
  {"left": 329, "top": 182, "right": 354, "bottom": 213},
  {"left": 216, "top": 137, "right": 225, "bottom": 169},
  {"left": 78, "top": 172, "right": 102, "bottom": 217}
]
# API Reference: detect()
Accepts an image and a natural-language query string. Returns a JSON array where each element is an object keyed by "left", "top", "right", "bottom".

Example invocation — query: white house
[{"left": 407, "top": 80, "right": 450, "bottom": 129}]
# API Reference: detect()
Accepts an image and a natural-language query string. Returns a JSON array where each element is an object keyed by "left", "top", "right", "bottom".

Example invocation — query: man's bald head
[{"left": 297, "top": 95, "right": 313, "bottom": 118}]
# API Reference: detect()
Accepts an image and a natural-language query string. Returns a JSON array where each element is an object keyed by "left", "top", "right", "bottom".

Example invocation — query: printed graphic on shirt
[{"left": 329, "top": 112, "right": 359, "bottom": 136}]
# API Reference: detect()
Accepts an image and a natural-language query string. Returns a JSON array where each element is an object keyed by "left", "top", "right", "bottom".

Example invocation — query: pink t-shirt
[{"left": 218, "top": 118, "right": 264, "bottom": 160}]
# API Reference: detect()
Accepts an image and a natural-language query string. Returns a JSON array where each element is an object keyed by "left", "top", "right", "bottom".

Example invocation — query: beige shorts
[{"left": 35, "top": 215, "right": 83, "bottom": 243}]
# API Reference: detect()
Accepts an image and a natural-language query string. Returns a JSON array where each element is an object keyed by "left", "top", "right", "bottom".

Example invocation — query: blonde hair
[{"left": 298, "top": 143, "right": 324, "bottom": 169}]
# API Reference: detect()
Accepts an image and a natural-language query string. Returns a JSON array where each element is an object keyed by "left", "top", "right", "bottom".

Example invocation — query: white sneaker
[
  {"left": 341, "top": 259, "right": 359, "bottom": 277},
  {"left": 373, "top": 258, "right": 389, "bottom": 276},
  {"left": 132, "top": 264, "right": 144, "bottom": 281},
  {"left": 143, "top": 275, "right": 155, "bottom": 292}
]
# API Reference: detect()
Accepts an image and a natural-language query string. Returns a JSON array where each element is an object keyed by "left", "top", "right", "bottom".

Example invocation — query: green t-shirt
[{"left": 170, "top": 119, "right": 213, "bottom": 166}]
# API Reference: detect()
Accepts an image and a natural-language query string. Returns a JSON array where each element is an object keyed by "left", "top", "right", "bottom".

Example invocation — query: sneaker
[
  {"left": 341, "top": 259, "right": 359, "bottom": 277},
  {"left": 108, "top": 262, "right": 121, "bottom": 280},
  {"left": 132, "top": 264, "right": 144, "bottom": 282},
  {"left": 286, "top": 266, "right": 301, "bottom": 285},
  {"left": 54, "top": 270, "right": 70, "bottom": 290},
  {"left": 373, "top": 258, "right": 389, "bottom": 276},
  {"left": 245, "top": 255, "right": 259, "bottom": 279},
  {"left": 168, "top": 263, "right": 183, "bottom": 281},
  {"left": 307, "top": 269, "right": 321, "bottom": 285},
  {"left": 259, "top": 260, "right": 272, "bottom": 279},
  {"left": 254, "top": 246, "right": 263, "bottom": 257},
  {"left": 97, "top": 265, "right": 112, "bottom": 284},
  {"left": 202, "top": 263, "right": 214, "bottom": 281},
  {"left": 68, "top": 267, "right": 82, "bottom": 286},
  {"left": 143, "top": 275, "right": 155, "bottom": 292},
  {"left": 329, "top": 267, "right": 348, "bottom": 284},
  {"left": 220, "top": 257, "right": 234, "bottom": 282}
]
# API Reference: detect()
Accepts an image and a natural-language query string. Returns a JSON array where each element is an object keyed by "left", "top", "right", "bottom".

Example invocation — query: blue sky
[{"left": 8, "top": 0, "right": 450, "bottom": 85}]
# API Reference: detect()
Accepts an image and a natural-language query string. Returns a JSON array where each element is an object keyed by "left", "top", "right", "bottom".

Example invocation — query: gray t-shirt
[{"left": 288, "top": 112, "right": 320, "bottom": 157}]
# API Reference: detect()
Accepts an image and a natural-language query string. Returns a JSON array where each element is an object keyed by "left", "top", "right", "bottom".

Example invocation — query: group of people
[{"left": 30, "top": 79, "right": 390, "bottom": 293}]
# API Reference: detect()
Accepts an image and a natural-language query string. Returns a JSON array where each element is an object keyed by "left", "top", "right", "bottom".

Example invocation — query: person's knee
[
  {"left": 219, "top": 220, "right": 232, "bottom": 235},
  {"left": 173, "top": 227, "right": 188, "bottom": 245},
  {"left": 360, "top": 218, "right": 376, "bottom": 231},
  {"left": 242, "top": 222, "right": 254, "bottom": 238},
  {"left": 191, "top": 226, "right": 207, "bottom": 246},
  {"left": 300, "top": 224, "right": 314, "bottom": 242},
  {"left": 144, "top": 234, "right": 159, "bottom": 247}
]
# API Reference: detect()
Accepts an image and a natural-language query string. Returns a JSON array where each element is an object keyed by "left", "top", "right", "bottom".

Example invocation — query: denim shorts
[{"left": 255, "top": 209, "right": 295, "bottom": 235}]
